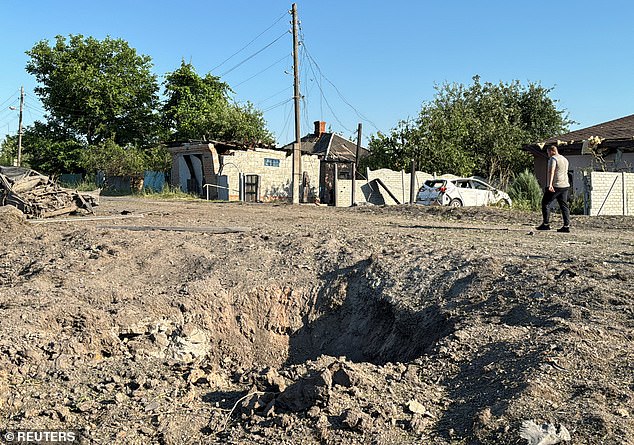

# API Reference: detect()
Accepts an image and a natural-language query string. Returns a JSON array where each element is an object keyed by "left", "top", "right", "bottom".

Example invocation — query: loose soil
[{"left": 0, "top": 198, "right": 632, "bottom": 444}]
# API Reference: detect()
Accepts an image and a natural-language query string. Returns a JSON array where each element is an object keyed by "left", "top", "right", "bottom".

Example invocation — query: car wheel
[{"left": 449, "top": 198, "right": 463, "bottom": 207}]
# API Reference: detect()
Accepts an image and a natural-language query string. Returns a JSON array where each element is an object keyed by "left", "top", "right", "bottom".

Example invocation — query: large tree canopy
[
  {"left": 26, "top": 34, "right": 160, "bottom": 147},
  {"left": 162, "top": 61, "right": 274, "bottom": 145},
  {"left": 366, "top": 76, "right": 572, "bottom": 183},
  {"left": 7, "top": 36, "right": 274, "bottom": 175}
]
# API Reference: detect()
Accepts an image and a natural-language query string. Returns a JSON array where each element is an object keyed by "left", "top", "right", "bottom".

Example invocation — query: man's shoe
[
  {"left": 557, "top": 226, "right": 570, "bottom": 233},
  {"left": 536, "top": 224, "right": 551, "bottom": 231}
]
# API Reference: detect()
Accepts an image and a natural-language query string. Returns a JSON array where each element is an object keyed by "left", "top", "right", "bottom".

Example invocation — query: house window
[{"left": 264, "top": 158, "right": 280, "bottom": 167}]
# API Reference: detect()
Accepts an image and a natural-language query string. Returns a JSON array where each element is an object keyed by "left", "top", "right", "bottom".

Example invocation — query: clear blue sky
[{"left": 1, "top": 0, "right": 633, "bottom": 146}]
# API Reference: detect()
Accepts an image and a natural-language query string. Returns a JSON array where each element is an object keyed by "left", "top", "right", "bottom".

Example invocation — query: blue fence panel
[
  {"left": 144, "top": 171, "right": 166, "bottom": 192},
  {"left": 59, "top": 173, "right": 83, "bottom": 187}
]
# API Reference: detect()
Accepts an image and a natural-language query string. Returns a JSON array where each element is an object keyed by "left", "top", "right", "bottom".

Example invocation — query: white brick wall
[
  {"left": 365, "top": 169, "right": 435, "bottom": 204},
  {"left": 587, "top": 171, "right": 633, "bottom": 216},
  {"left": 220, "top": 149, "right": 320, "bottom": 201},
  {"left": 334, "top": 168, "right": 439, "bottom": 207}
]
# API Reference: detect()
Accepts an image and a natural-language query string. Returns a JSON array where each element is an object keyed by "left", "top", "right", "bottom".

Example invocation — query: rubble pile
[{"left": 0, "top": 166, "right": 99, "bottom": 218}]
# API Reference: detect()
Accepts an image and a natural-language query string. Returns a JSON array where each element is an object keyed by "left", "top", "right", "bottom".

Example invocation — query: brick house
[
  {"left": 524, "top": 114, "right": 634, "bottom": 195},
  {"left": 167, "top": 141, "right": 320, "bottom": 202},
  {"left": 281, "top": 121, "right": 370, "bottom": 205}
]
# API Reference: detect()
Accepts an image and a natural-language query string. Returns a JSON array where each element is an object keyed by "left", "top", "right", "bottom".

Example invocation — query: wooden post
[
  {"left": 17, "top": 86, "right": 24, "bottom": 167},
  {"left": 333, "top": 163, "right": 338, "bottom": 207},
  {"left": 351, "top": 123, "right": 362, "bottom": 206},
  {"left": 410, "top": 158, "right": 417, "bottom": 203},
  {"left": 291, "top": 3, "right": 301, "bottom": 204}
]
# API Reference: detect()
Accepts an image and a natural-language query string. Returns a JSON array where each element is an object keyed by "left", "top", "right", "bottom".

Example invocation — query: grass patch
[{"left": 140, "top": 185, "right": 200, "bottom": 200}]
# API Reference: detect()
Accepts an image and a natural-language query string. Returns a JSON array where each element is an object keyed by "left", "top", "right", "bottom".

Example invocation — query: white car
[{"left": 416, "top": 177, "right": 512, "bottom": 207}]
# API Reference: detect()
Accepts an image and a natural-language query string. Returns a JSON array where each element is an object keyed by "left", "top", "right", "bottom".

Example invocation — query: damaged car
[
  {"left": 0, "top": 166, "right": 100, "bottom": 218},
  {"left": 416, "top": 177, "right": 511, "bottom": 208}
]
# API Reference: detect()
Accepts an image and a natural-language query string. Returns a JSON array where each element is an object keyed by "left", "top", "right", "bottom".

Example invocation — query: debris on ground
[
  {"left": 519, "top": 420, "right": 572, "bottom": 445},
  {"left": 0, "top": 198, "right": 632, "bottom": 444},
  {"left": 0, "top": 166, "right": 99, "bottom": 218}
]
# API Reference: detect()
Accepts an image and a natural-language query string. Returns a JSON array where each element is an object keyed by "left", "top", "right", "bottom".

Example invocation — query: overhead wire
[
  {"left": 0, "top": 90, "right": 21, "bottom": 109},
  {"left": 234, "top": 54, "right": 291, "bottom": 88},
  {"left": 210, "top": 11, "right": 287, "bottom": 73},
  {"left": 296, "top": 26, "right": 352, "bottom": 133},
  {"left": 279, "top": 101, "right": 294, "bottom": 143},
  {"left": 299, "top": 32, "right": 380, "bottom": 134},
  {"left": 257, "top": 86, "right": 293, "bottom": 106},
  {"left": 261, "top": 97, "right": 293, "bottom": 113},
  {"left": 220, "top": 31, "right": 288, "bottom": 78},
  {"left": 302, "top": 49, "right": 352, "bottom": 133},
  {"left": 0, "top": 97, "right": 20, "bottom": 119}
]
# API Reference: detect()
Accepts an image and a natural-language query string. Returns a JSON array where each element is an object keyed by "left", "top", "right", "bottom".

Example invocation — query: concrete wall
[
  {"left": 366, "top": 169, "right": 434, "bottom": 204},
  {"left": 333, "top": 168, "right": 438, "bottom": 207},
  {"left": 587, "top": 171, "right": 634, "bottom": 216},
  {"left": 220, "top": 148, "right": 320, "bottom": 202}
]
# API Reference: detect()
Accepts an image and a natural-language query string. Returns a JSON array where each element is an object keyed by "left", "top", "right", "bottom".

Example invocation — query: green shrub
[
  {"left": 569, "top": 194, "right": 585, "bottom": 215},
  {"left": 508, "top": 170, "right": 542, "bottom": 211}
]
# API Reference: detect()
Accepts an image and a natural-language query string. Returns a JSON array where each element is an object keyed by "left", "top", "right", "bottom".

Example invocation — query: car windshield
[{"left": 424, "top": 180, "right": 446, "bottom": 189}]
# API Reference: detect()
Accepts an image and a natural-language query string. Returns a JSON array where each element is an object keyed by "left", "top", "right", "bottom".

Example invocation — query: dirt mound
[
  {"left": 0, "top": 199, "right": 632, "bottom": 444},
  {"left": 0, "top": 205, "right": 27, "bottom": 232}
]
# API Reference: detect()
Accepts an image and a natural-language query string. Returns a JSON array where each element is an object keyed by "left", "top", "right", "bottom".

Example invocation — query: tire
[{"left": 449, "top": 198, "right": 463, "bottom": 207}]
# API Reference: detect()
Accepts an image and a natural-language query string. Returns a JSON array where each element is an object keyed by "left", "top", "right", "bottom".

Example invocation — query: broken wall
[{"left": 333, "top": 168, "right": 436, "bottom": 207}]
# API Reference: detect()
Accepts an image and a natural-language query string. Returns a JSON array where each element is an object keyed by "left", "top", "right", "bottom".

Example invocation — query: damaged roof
[
  {"left": 542, "top": 114, "right": 634, "bottom": 145},
  {"left": 525, "top": 114, "right": 634, "bottom": 156},
  {"left": 281, "top": 132, "right": 369, "bottom": 162}
]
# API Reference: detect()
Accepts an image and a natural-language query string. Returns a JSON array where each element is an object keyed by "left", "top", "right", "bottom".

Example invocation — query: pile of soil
[{"left": 0, "top": 198, "right": 632, "bottom": 444}]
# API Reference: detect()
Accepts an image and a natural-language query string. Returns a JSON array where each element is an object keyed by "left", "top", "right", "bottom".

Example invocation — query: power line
[
  {"left": 0, "top": 90, "right": 21, "bottom": 109},
  {"left": 279, "top": 101, "right": 294, "bottom": 143},
  {"left": 0, "top": 97, "right": 20, "bottom": 119},
  {"left": 257, "top": 86, "right": 293, "bottom": 106},
  {"left": 302, "top": 51, "right": 352, "bottom": 133},
  {"left": 261, "top": 97, "right": 293, "bottom": 113},
  {"left": 211, "top": 11, "right": 287, "bottom": 73},
  {"left": 220, "top": 31, "right": 289, "bottom": 77},
  {"left": 300, "top": 36, "right": 380, "bottom": 133},
  {"left": 234, "top": 54, "right": 290, "bottom": 88}
]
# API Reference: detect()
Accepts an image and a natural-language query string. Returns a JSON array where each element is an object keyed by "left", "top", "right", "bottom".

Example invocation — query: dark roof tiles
[{"left": 543, "top": 114, "right": 634, "bottom": 144}]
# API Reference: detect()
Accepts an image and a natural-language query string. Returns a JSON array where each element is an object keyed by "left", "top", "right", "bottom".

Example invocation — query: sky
[{"left": 1, "top": 0, "right": 633, "bottom": 147}]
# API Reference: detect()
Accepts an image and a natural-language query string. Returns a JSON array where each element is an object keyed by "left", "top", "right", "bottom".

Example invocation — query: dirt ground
[{"left": 0, "top": 197, "right": 633, "bottom": 444}]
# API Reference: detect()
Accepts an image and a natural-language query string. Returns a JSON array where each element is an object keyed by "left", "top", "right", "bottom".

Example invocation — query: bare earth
[{"left": 0, "top": 198, "right": 633, "bottom": 444}]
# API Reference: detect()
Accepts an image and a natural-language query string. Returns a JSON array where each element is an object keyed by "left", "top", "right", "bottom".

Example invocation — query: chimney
[{"left": 314, "top": 121, "right": 326, "bottom": 136}]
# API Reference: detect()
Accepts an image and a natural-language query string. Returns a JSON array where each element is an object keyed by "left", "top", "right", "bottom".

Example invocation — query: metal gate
[{"left": 244, "top": 174, "right": 260, "bottom": 202}]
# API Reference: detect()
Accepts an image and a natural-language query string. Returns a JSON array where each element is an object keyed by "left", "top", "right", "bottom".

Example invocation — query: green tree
[
  {"left": 162, "top": 61, "right": 274, "bottom": 145},
  {"left": 26, "top": 34, "right": 160, "bottom": 147},
  {"left": 367, "top": 76, "right": 572, "bottom": 184},
  {"left": 81, "top": 139, "right": 146, "bottom": 177},
  {"left": 0, "top": 136, "right": 16, "bottom": 166},
  {"left": 1, "top": 122, "right": 84, "bottom": 173}
]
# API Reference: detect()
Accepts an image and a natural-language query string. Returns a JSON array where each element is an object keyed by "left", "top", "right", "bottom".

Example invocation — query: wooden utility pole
[
  {"left": 409, "top": 158, "right": 417, "bottom": 203},
  {"left": 17, "top": 86, "right": 24, "bottom": 167},
  {"left": 291, "top": 3, "right": 301, "bottom": 204},
  {"left": 351, "top": 123, "right": 362, "bottom": 206}
]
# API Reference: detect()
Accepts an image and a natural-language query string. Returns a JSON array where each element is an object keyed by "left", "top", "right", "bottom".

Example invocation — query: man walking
[{"left": 537, "top": 145, "right": 571, "bottom": 232}]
